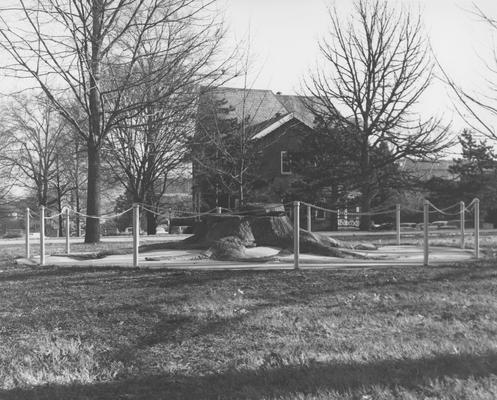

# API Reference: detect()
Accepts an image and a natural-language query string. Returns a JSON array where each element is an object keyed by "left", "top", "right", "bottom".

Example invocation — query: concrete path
[{"left": 17, "top": 245, "right": 477, "bottom": 270}]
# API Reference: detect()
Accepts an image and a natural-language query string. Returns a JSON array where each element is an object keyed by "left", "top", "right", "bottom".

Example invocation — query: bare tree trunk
[
  {"left": 75, "top": 189, "right": 81, "bottom": 237},
  {"left": 85, "top": 141, "right": 101, "bottom": 243},
  {"left": 146, "top": 210, "right": 157, "bottom": 235},
  {"left": 359, "top": 144, "right": 372, "bottom": 230},
  {"left": 57, "top": 192, "right": 63, "bottom": 237}
]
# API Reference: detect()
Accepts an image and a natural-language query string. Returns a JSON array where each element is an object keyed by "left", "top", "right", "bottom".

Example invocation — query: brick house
[{"left": 193, "top": 88, "right": 312, "bottom": 206}]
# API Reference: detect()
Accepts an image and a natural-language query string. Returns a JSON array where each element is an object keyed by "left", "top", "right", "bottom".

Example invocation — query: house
[
  {"left": 192, "top": 88, "right": 312, "bottom": 200},
  {"left": 192, "top": 87, "right": 458, "bottom": 231},
  {"left": 192, "top": 86, "right": 345, "bottom": 229}
]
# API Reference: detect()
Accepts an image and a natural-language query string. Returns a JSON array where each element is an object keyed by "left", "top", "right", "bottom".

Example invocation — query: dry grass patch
[{"left": 1, "top": 253, "right": 497, "bottom": 398}]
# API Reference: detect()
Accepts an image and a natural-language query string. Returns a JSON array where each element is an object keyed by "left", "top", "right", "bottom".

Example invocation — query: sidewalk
[{"left": 17, "top": 245, "right": 476, "bottom": 270}]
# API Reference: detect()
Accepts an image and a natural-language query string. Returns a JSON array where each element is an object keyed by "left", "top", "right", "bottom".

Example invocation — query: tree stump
[{"left": 183, "top": 212, "right": 366, "bottom": 260}]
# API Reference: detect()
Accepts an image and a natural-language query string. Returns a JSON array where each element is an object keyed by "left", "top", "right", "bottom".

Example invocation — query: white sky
[{"left": 222, "top": 0, "right": 497, "bottom": 135}]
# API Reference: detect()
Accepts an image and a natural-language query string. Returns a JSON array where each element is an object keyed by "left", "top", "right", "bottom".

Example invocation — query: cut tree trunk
[{"left": 184, "top": 214, "right": 361, "bottom": 259}]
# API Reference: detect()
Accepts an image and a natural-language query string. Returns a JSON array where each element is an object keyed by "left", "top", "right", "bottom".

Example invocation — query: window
[{"left": 281, "top": 151, "right": 291, "bottom": 175}]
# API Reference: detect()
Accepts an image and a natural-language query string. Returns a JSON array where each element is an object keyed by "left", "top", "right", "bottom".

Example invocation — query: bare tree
[
  {"left": 304, "top": 0, "right": 450, "bottom": 229},
  {"left": 0, "top": 0, "right": 235, "bottom": 242},
  {"left": 104, "top": 86, "right": 194, "bottom": 234},
  {"left": 194, "top": 92, "right": 259, "bottom": 209},
  {"left": 3, "top": 94, "right": 67, "bottom": 207},
  {"left": 438, "top": 5, "right": 497, "bottom": 140}
]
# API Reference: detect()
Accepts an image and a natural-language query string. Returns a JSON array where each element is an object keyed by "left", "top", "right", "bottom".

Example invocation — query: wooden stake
[
  {"left": 133, "top": 204, "right": 139, "bottom": 267},
  {"left": 65, "top": 207, "right": 71, "bottom": 254},
  {"left": 460, "top": 201, "right": 465, "bottom": 249},
  {"left": 40, "top": 206, "right": 45, "bottom": 266},
  {"left": 475, "top": 198, "right": 480, "bottom": 259},
  {"left": 25, "top": 208, "right": 30, "bottom": 259},
  {"left": 307, "top": 204, "right": 312, "bottom": 232},
  {"left": 423, "top": 200, "right": 429, "bottom": 266},
  {"left": 396, "top": 204, "right": 401, "bottom": 245},
  {"left": 293, "top": 201, "right": 300, "bottom": 270}
]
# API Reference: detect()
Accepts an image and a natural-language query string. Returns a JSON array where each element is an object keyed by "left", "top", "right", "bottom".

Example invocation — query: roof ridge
[{"left": 211, "top": 86, "right": 275, "bottom": 94}]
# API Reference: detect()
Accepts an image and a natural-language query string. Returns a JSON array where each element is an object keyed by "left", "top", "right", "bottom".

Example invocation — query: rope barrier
[
  {"left": 427, "top": 201, "right": 463, "bottom": 216},
  {"left": 140, "top": 205, "right": 162, "bottom": 216},
  {"left": 300, "top": 202, "right": 338, "bottom": 214},
  {"left": 44, "top": 209, "right": 66, "bottom": 219},
  {"left": 16, "top": 197, "right": 483, "bottom": 226},
  {"left": 71, "top": 207, "right": 133, "bottom": 221}
]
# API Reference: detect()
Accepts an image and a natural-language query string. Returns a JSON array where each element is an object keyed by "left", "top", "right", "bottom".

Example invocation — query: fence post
[
  {"left": 216, "top": 206, "right": 222, "bottom": 214},
  {"left": 307, "top": 204, "right": 312, "bottom": 232},
  {"left": 460, "top": 201, "right": 465, "bottom": 249},
  {"left": 40, "top": 205, "right": 45, "bottom": 266},
  {"left": 65, "top": 207, "right": 71, "bottom": 254},
  {"left": 25, "top": 208, "right": 30, "bottom": 259},
  {"left": 293, "top": 201, "right": 300, "bottom": 270},
  {"left": 133, "top": 203, "right": 139, "bottom": 267},
  {"left": 475, "top": 198, "right": 480, "bottom": 259},
  {"left": 396, "top": 204, "right": 401, "bottom": 246},
  {"left": 423, "top": 200, "right": 429, "bottom": 266}
]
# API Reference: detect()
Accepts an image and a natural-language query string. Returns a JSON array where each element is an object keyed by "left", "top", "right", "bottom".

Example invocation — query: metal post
[
  {"left": 396, "top": 204, "right": 401, "bottom": 246},
  {"left": 40, "top": 205, "right": 45, "bottom": 266},
  {"left": 133, "top": 204, "right": 139, "bottom": 267},
  {"left": 25, "top": 208, "right": 30, "bottom": 259},
  {"left": 293, "top": 201, "right": 300, "bottom": 270},
  {"left": 216, "top": 206, "right": 222, "bottom": 214},
  {"left": 460, "top": 201, "right": 465, "bottom": 249},
  {"left": 475, "top": 198, "right": 480, "bottom": 259},
  {"left": 423, "top": 200, "right": 429, "bottom": 266},
  {"left": 65, "top": 207, "right": 71, "bottom": 254},
  {"left": 307, "top": 204, "right": 312, "bottom": 232}
]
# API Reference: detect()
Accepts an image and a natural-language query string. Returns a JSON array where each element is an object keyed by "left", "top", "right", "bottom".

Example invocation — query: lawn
[{"left": 1, "top": 239, "right": 497, "bottom": 399}]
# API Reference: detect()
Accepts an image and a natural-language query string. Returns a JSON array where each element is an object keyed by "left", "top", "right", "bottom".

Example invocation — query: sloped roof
[
  {"left": 250, "top": 112, "right": 311, "bottom": 140},
  {"left": 199, "top": 87, "right": 316, "bottom": 130},
  {"left": 275, "top": 94, "right": 316, "bottom": 127}
]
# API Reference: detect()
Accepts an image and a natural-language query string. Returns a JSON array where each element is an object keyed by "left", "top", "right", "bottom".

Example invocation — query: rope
[
  {"left": 71, "top": 207, "right": 133, "bottom": 221},
  {"left": 140, "top": 205, "right": 162, "bottom": 216},
  {"left": 44, "top": 211, "right": 65, "bottom": 220},
  {"left": 428, "top": 202, "right": 463, "bottom": 216},
  {"left": 463, "top": 198, "right": 478, "bottom": 212},
  {"left": 29, "top": 210, "right": 39, "bottom": 218},
  {"left": 301, "top": 202, "right": 338, "bottom": 214}
]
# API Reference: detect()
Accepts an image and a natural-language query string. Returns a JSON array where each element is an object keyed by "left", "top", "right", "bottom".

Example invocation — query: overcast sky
[{"left": 222, "top": 0, "right": 497, "bottom": 135}]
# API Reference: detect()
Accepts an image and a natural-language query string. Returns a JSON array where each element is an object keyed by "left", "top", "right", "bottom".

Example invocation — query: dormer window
[{"left": 281, "top": 151, "right": 291, "bottom": 175}]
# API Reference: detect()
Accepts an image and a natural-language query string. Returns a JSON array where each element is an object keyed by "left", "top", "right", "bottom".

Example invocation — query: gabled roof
[
  {"left": 250, "top": 112, "right": 311, "bottom": 140},
  {"left": 198, "top": 87, "right": 317, "bottom": 138}
]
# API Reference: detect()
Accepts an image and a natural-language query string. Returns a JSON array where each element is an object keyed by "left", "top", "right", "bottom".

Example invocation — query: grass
[{"left": 1, "top": 237, "right": 497, "bottom": 399}]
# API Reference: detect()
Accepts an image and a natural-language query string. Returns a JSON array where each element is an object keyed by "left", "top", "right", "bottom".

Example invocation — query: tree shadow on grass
[
  {"left": 0, "top": 266, "right": 246, "bottom": 286},
  {"left": 3, "top": 350, "right": 497, "bottom": 399}
]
